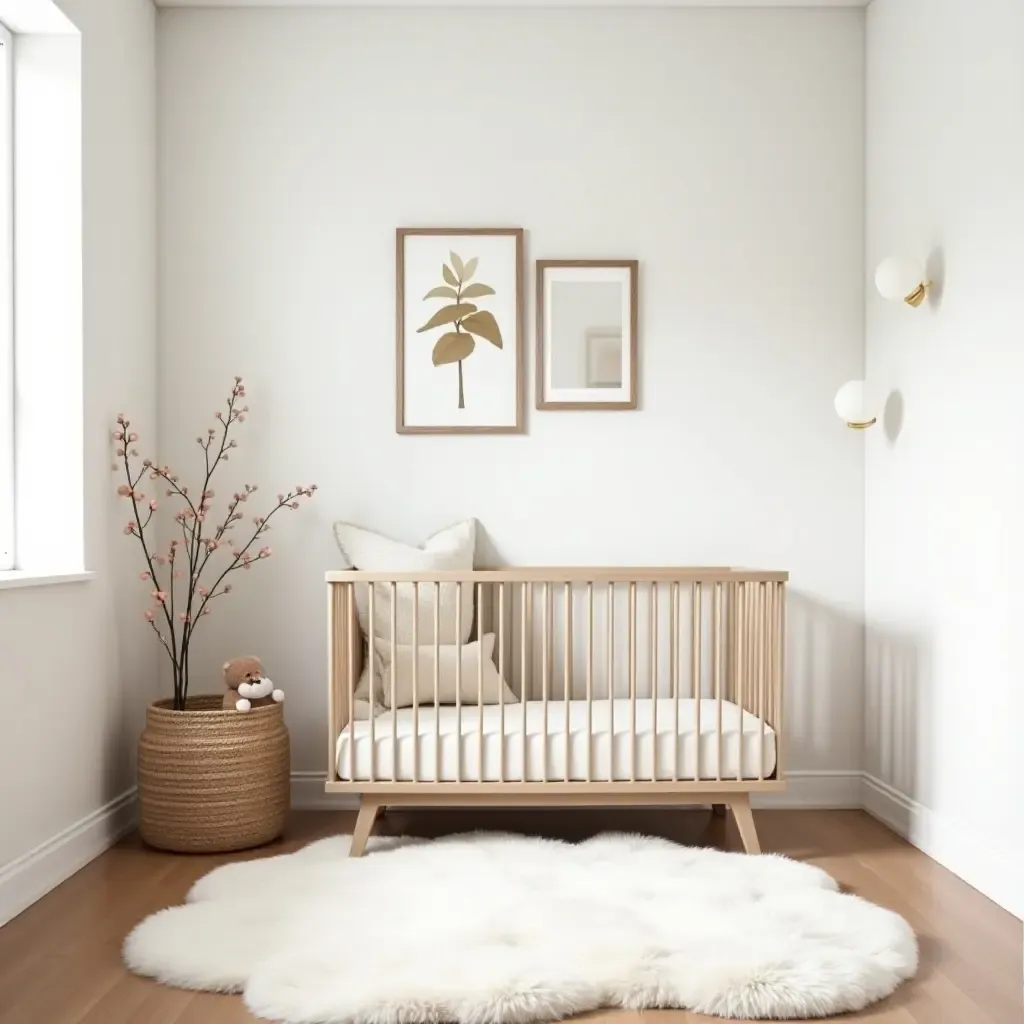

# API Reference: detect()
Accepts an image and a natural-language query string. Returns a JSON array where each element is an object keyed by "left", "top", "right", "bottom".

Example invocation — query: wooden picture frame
[
  {"left": 396, "top": 228, "right": 524, "bottom": 434},
  {"left": 536, "top": 260, "right": 639, "bottom": 411}
]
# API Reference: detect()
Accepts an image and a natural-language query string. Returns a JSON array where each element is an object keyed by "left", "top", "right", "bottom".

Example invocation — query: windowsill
[{"left": 0, "top": 569, "right": 94, "bottom": 590}]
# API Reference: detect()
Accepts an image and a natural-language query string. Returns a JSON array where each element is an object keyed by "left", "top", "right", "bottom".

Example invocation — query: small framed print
[
  {"left": 396, "top": 228, "right": 524, "bottom": 434},
  {"left": 536, "top": 260, "right": 638, "bottom": 410}
]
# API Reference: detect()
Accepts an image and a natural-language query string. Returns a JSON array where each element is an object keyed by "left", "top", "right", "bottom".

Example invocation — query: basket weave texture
[{"left": 138, "top": 695, "right": 290, "bottom": 853}]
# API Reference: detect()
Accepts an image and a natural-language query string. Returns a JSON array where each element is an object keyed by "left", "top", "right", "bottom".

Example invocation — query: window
[{"left": 0, "top": 20, "right": 12, "bottom": 570}]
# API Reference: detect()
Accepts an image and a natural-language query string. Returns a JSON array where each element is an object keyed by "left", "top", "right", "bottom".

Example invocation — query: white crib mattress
[{"left": 335, "top": 698, "right": 776, "bottom": 783}]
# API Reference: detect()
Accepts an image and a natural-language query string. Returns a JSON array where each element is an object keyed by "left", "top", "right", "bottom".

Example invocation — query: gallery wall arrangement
[{"left": 395, "top": 228, "right": 640, "bottom": 434}]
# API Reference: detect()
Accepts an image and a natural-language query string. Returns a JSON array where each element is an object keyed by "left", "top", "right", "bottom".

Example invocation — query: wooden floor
[{"left": 0, "top": 808, "right": 1020, "bottom": 1024}]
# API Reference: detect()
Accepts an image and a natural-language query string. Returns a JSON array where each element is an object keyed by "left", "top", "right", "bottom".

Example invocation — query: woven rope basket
[{"left": 138, "top": 695, "right": 290, "bottom": 853}]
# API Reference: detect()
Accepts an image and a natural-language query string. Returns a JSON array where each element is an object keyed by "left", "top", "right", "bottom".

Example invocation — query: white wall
[
  {"left": 158, "top": 7, "right": 865, "bottom": 794},
  {"left": 864, "top": 0, "right": 1024, "bottom": 917},
  {"left": 0, "top": 0, "right": 157, "bottom": 921}
]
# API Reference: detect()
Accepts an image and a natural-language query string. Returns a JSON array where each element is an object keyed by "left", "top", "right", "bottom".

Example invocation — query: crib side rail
[{"left": 326, "top": 568, "right": 787, "bottom": 788}]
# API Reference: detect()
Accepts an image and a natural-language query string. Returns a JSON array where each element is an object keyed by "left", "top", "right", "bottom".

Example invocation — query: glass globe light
[
  {"left": 834, "top": 380, "right": 875, "bottom": 429},
  {"left": 875, "top": 256, "right": 928, "bottom": 306}
]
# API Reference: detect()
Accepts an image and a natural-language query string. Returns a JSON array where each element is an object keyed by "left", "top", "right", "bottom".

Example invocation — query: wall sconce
[
  {"left": 874, "top": 256, "right": 931, "bottom": 307},
  {"left": 834, "top": 380, "right": 875, "bottom": 429}
]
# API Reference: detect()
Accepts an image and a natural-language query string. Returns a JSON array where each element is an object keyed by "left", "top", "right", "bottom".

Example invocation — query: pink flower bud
[
  {"left": 124, "top": 522, "right": 137, "bottom": 534},
  {"left": 116, "top": 414, "right": 125, "bottom": 424},
  {"left": 196, "top": 436, "right": 203, "bottom": 444},
  {"left": 290, "top": 502, "right": 299, "bottom": 509},
  {"left": 237, "top": 414, "right": 246, "bottom": 422},
  {"left": 198, "top": 586, "right": 208, "bottom": 597},
  {"left": 149, "top": 500, "right": 157, "bottom": 511},
  {"left": 128, "top": 433, "right": 138, "bottom": 442},
  {"left": 152, "top": 590, "right": 168, "bottom": 602},
  {"left": 202, "top": 609, "right": 211, "bottom": 616},
  {"left": 144, "top": 609, "right": 155, "bottom": 621},
  {"left": 114, "top": 431, "right": 124, "bottom": 441},
  {"left": 116, "top": 448, "right": 125, "bottom": 457},
  {"left": 143, "top": 458, "right": 152, "bottom": 467},
  {"left": 228, "top": 440, "right": 238, "bottom": 448},
  {"left": 224, "top": 584, "right": 233, "bottom": 594},
  {"left": 154, "top": 555, "right": 167, "bottom": 566},
  {"left": 179, "top": 612, "right": 189, "bottom": 622},
  {"left": 140, "top": 571, "right": 151, "bottom": 581},
  {"left": 234, "top": 375, "right": 242, "bottom": 383},
  {"left": 259, "top": 546, "right": 272, "bottom": 558},
  {"left": 117, "top": 484, "right": 131, "bottom": 497}
]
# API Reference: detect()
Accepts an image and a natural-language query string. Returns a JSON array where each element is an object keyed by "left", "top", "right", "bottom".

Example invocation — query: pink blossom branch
[
  {"left": 185, "top": 486, "right": 315, "bottom": 638},
  {"left": 114, "top": 378, "right": 314, "bottom": 708}
]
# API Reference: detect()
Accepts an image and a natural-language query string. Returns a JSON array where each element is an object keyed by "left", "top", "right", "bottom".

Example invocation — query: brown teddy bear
[{"left": 222, "top": 656, "right": 284, "bottom": 712}]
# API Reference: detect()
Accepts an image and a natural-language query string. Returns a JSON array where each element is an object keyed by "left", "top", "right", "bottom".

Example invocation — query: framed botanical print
[
  {"left": 396, "top": 228, "right": 524, "bottom": 434},
  {"left": 536, "top": 260, "right": 639, "bottom": 410}
]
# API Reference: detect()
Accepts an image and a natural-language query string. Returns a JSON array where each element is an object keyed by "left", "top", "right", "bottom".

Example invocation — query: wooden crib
[{"left": 325, "top": 567, "right": 786, "bottom": 856}]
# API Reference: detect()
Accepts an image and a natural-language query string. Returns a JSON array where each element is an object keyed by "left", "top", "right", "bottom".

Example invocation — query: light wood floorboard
[{"left": 0, "top": 809, "right": 1019, "bottom": 1024}]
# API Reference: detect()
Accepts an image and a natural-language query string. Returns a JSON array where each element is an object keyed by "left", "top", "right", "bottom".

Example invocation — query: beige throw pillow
[
  {"left": 374, "top": 633, "right": 517, "bottom": 709},
  {"left": 332, "top": 519, "right": 477, "bottom": 705}
]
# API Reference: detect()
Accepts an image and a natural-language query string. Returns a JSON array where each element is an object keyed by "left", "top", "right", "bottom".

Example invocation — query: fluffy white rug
[{"left": 124, "top": 832, "right": 917, "bottom": 1022}]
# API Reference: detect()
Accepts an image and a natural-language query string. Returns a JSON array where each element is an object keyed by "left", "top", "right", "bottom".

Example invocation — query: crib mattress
[{"left": 335, "top": 698, "right": 776, "bottom": 783}]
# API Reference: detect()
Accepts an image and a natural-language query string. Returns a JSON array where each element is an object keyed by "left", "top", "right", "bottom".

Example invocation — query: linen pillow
[
  {"left": 333, "top": 519, "right": 477, "bottom": 703},
  {"left": 373, "top": 634, "right": 517, "bottom": 709}
]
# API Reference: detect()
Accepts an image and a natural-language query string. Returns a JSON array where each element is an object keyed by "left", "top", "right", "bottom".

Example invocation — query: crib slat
[
  {"left": 478, "top": 582, "right": 485, "bottom": 783},
  {"left": 564, "top": 582, "right": 571, "bottom": 783},
  {"left": 368, "top": 585, "right": 376, "bottom": 783},
  {"left": 412, "top": 582, "right": 419, "bottom": 784},
  {"left": 778, "top": 583, "right": 786, "bottom": 778},
  {"left": 348, "top": 584, "right": 356, "bottom": 783},
  {"left": 499, "top": 582, "right": 505, "bottom": 784},
  {"left": 714, "top": 581, "right": 722, "bottom": 782},
  {"left": 586, "top": 581, "right": 594, "bottom": 782},
  {"left": 736, "top": 581, "right": 745, "bottom": 781},
  {"left": 607, "top": 582, "right": 615, "bottom": 782},
  {"left": 456, "top": 582, "right": 463, "bottom": 783},
  {"left": 671, "top": 581, "right": 679, "bottom": 782},
  {"left": 759, "top": 582, "right": 767, "bottom": 782},
  {"left": 542, "top": 582, "right": 550, "bottom": 782},
  {"left": 629, "top": 581, "right": 636, "bottom": 783},
  {"left": 434, "top": 582, "right": 441, "bottom": 784},
  {"left": 692, "top": 582, "right": 701, "bottom": 781},
  {"left": 522, "top": 582, "right": 530, "bottom": 782},
  {"left": 651, "top": 581, "right": 658, "bottom": 782},
  {"left": 390, "top": 582, "right": 397, "bottom": 783}
]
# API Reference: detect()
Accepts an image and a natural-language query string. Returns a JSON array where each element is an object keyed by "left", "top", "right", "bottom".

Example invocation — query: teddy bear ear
[{"left": 222, "top": 662, "right": 230, "bottom": 671}]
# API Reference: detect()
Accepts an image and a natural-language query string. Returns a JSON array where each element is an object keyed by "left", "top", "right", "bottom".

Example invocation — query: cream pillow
[
  {"left": 373, "top": 634, "right": 517, "bottom": 709},
  {"left": 333, "top": 519, "right": 477, "bottom": 704}
]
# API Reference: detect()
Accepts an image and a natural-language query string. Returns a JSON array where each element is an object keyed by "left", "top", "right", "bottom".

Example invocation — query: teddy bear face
[{"left": 223, "top": 656, "right": 265, "bottom": 691}]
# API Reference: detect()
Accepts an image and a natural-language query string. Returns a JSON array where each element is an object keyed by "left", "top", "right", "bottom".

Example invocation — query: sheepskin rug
[{"left": 124, "top": 831, "right": 917, "bottom": 1022}]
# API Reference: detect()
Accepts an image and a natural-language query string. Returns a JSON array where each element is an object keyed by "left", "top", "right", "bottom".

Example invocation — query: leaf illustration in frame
[
  {"left": 450, "top": 252, "right": 464, "bottom": 279},
  {"left": 442, "top": 264, "right": 459, "bottom": 287},
  {"left": 460, "top": 283, "right": 495, "bottom": 299},
  {"left": 461, "top": 256, "right": 478, "bottom": 282},
  {"left": 461, "top": 309, "right": 503, "bottom": 348},
  {"left": 423, "top": 285, "right": 459, "bottom": 300},
  {"left": 416, "top": 303, "right": 478, "bottom": 333},
  {"left": 432, "top": 331, "right": 475, "bottom": 366}
]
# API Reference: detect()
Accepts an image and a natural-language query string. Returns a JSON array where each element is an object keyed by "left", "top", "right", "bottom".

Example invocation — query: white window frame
[{"left": 0, "top": 19, "right": 13, "bottom": 570}]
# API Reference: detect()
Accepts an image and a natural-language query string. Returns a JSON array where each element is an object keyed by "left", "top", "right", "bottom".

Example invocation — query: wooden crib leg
[
  {"left": 349, "top": 797, "right": 383, "bottom": 857},
  {"left": 730, "top": 795, "right": 761, "bottom": 854}
]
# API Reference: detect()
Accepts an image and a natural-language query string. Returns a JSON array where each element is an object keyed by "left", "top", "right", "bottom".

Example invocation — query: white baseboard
[
  {"left": 862, "top": 774, "right": 1023, "bottom": 920},
  {"left": 291, "top": 770, "right": 863, "bottom": 812},
  {"left": 0, "top": 788, "right": 137, "bottom": 927},
  {"left": 753, "top": 770, "right": 863, "bottom": 809},
  {"left": 291, "top": 771, "right": 357, "bottom": 810}
]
